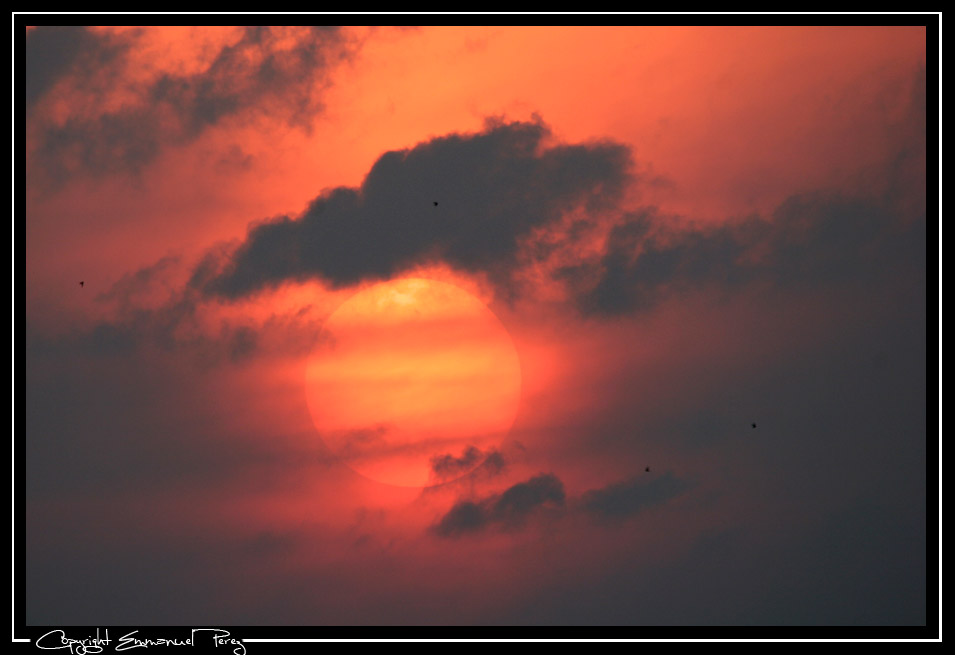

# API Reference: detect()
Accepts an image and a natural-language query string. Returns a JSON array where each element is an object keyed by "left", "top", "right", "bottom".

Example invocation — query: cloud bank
[
  {"left": 27, "top": 26, "right": 354, "bottom": 183},
  {"left": 192, "top": 117, "right": 631, "bottom": 298}
]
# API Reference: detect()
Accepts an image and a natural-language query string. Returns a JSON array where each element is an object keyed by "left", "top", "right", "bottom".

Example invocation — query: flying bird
[
  {"left": 645, "top": 466, "right": 650, "bottom": 473},
  {"left": 433, "top": 201, "right": 439, "bottom": 206},
  {"left": 79, "top": 281, "right": 84, "bottom": 288},
  {"left": 751, "top": 423, "right": 757, "bottom": 429}
]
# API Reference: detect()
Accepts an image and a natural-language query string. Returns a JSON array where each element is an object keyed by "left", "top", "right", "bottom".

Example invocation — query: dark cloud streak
[
  {"left": 25, "top": 26, "right": 130, "bottom": 110},
  {"left": 431, "top": 473, "right": 566, "bottom": 537},
  {"left": 581, "top": 472, "right": 690, "bottom": 520},
  {"left": 193, "top": 118, "right": 632, "bottom": 299},
  {"left": 432, "top": 470, "right": 691, "bottom": 538},
  {"left": 28, "top": 26, "right": 354, "bottom": 183},
  {"left": 429, "top": 445, "right": 508, "bottom": 482},
  {"left": 568, "top": 193, "right": 925, "bottom": 317}
]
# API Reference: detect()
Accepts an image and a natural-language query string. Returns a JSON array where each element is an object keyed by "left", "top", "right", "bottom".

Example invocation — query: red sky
[{"left": 23, "top": 23, "right": 931, "bottom": 631}]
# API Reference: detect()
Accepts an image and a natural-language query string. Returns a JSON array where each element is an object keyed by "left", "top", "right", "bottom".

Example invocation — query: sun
[{"left": 305, "top": 277, "right": 522, "bottom": 487}]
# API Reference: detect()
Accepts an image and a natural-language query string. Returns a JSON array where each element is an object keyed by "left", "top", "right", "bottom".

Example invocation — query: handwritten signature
[{"left": 35, "top": 629, "right": 246, "bottom": 655}]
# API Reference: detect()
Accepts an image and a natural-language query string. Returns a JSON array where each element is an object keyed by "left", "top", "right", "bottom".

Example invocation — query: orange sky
[
  {"left": 25, "top": 26, "right": 925, "bottom": 324},
  {"left": 23, "top": 23, "right": 932, "bottom": 631}
]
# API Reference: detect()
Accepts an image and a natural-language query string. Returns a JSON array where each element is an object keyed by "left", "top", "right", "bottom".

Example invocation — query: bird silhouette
[
  {"left": 79, "top": 281, "right": 84, "bottom": 288},
  {"left": 433, "top": 201, "right": 439, "bottom": 206},
  {"left": 645, "top": 466, "right": 650, "bottom": 473},
  {"left": 751, "top": 423, "right": 757, "bottom": 429}
]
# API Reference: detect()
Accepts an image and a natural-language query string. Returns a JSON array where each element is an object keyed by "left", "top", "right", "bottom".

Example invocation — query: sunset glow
[
  {"left": 22, "top": 20, "right": 931, "bottom": 633},
  {"left": 306, "top": 278, "right": 521, "bottom": 486}
]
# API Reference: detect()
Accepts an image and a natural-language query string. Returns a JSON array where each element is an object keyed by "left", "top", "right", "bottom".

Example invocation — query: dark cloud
[
  {"left": 431, "top": 469, "right": 693, "bottom": 538},
  {"left": 28, "top": 284, "right": 196, "bottom": 360},
  {"left": 419, "top": 445, "right": 516, "bottom": 499},
  {"left": 27, "top": 251, "right": 333, "bottom": 366},
  {"left": 28, "top": 287, "right": 324, "bottom": 367},
  {"left": 428, "top": 445, "right": 508, "bottom": 483},
  {"left": 493, "top": 473, "right": 566, "bottom": 522},
  {"left": 25, "top": 26, "right": 130, "bottom": 110},
  {"left": 193, "top": 117, "right": 632, "bottom": 299},
  {"left": 479, "top": 449, "right": 508, "bottom": 477},
  {"left": 432, "top": 501, "right": 487, "bottom": 537},
  {"left": 431, "top": 473, "right": 566, "bottom": 537},
  {"left": 189, "top": 114, "right": 922, "bottom": 317},
  {"left": 28, "top": 26, "right": 354, "bottom": 183},
  {"left": 94, "top": 254, "right": 181, "bottom": 311},
  {"left": 430, "top": 446, "right": 485, "bottom": 478},
  {"left": 66, "top": 107, "right": 922, "bottom": 361},
  {"left": 581, "top": 472, "right": 690, "bottom": 520},
  {"left": 568, "top": 192, "right": 925, "bottom": 316}
]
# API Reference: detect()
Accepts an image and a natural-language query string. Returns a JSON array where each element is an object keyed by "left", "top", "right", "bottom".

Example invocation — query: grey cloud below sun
[{"left": 431, "top": 471, "right": 692, "bottom": 538}]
